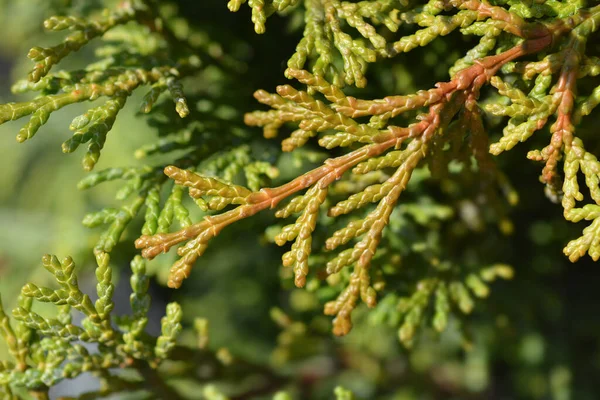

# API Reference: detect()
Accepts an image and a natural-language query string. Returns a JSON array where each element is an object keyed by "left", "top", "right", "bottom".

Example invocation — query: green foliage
[{"left": 1, "top": 0, "right": 600, "bottom": 399}]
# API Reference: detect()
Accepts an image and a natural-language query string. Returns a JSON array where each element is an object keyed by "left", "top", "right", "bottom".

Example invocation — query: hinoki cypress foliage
[{"left": 0, "top": 0, "right": 599, "bottom": 398}]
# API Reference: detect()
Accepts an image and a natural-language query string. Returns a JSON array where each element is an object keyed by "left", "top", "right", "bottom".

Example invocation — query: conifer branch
[
  {"left": 136, "top": 41, "right": 526, "bottom": 333},
  {"left": 2, "top": 1, "right": 600, "bottom": 396}
]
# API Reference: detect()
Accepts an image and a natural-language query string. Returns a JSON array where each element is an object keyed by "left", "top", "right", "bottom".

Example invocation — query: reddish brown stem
[
  {"left": 541, "top": 35, "right": 582, "bottom": 184},
  {"left": 135, "top": 133, "right": 408, "bottom": 259},
  {"left": 446, "top": 0, "right": 529, "bottom": 38},
  {"left": 136, "top": 40, "right": 547, "bottom": 272}
]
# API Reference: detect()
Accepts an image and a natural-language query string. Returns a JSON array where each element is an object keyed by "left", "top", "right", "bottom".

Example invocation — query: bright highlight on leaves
[{"left": 1, "top": 0, "right": 600, "bottom": 398}]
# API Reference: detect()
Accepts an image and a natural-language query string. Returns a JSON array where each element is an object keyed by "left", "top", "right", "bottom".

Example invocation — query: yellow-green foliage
[{"left": 1, "top": 0, "right": 600, "bottom": 398}]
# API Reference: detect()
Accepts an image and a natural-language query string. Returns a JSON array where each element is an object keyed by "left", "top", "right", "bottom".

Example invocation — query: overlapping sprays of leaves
[
  {"left": 0, "top": 254, "right": 184, "bottom": 397},
  {"left": 0, "top": 0, "right": 280, "bottom": 397},
  {"left": 0, "top": 1, "right": 189, "bottom": 396},
  {"left": 2, "top": 0, "right": 600, "bottom": 396},
  {"left": 135, "top": 0, "right": 600, "bottom": 342}
]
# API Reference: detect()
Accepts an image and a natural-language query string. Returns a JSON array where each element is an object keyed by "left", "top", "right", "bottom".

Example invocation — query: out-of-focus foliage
[{"left": 1, "top": 0, "right": 600, "bottom": 399}]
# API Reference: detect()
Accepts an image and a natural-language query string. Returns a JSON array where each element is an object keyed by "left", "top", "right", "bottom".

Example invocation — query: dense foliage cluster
[{"left": 0, "top": 0, "right": 600, "bottom": 399}]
